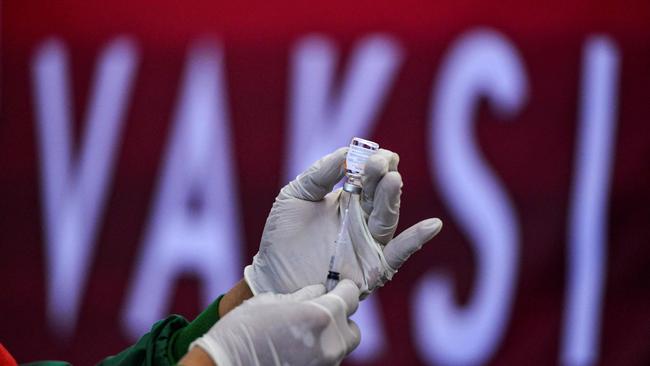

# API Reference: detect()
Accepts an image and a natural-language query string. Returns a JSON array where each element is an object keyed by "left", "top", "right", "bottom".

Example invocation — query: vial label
[{"left": 346, "top": 137, "right": 379, "bottom": 177}]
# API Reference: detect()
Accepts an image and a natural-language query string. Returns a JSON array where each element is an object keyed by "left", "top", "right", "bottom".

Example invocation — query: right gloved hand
[
  {"left": 190, "top": 279, "right": 361, "bottom": 366},
  {"left": 244, "top": 147, "right": 443, "bottom": 298}
]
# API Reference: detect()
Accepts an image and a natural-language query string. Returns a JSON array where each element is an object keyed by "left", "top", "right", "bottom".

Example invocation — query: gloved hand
[
  {"left": 244, "top": 147, "right": 442, "bottom": 298},
  {"left": 190, "top": 280, "right": 361, "bottom": 366}
]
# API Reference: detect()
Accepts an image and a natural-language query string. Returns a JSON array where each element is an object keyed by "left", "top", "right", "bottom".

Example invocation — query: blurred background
[{"left": 1, "top": 1, "right": 649, "bottom": 364}]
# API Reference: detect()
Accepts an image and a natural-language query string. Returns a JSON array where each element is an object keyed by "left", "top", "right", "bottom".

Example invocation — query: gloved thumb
[
  {"left": 383, "top": 218, "right": 442, "bottom": 270},
  {"left": 281, "top": 147, "right": 347, "bottom": 201},
  {"left": 311, "top": 279, "right": 360, "bottom": 317}
]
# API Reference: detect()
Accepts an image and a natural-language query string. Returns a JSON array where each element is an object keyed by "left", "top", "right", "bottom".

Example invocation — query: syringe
[
  {"left": 325, "top": 195, "right": 352, "bottom": 292},
  {"left": 325, "top": 137, "right": 379, "bottom": 292}
]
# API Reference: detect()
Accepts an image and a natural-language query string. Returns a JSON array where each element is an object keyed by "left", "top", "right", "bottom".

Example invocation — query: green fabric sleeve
[
  {"left": 97, "top": 315, "right": 188, "bottom": 366},
  {"left": 97, "top": 295, "right": 223, "bottom": 366},
  {"left": 169, "top": 295, "right": 223, "bottom": 361}
]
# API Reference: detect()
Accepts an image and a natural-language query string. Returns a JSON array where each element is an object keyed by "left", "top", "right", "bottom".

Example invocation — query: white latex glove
[
  {"left": 244, "top": 147, "right": 442, "bottom": 298},
  {"left": 190, "top": 279, "right": 361, "bottom": 366}
]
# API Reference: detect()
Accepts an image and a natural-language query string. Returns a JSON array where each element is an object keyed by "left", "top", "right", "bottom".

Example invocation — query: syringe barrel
[{"left": 325, "top": 205, "right": 350, "bottom": 292}]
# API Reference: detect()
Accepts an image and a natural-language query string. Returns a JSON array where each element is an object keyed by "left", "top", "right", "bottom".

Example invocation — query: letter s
[{"left": 413, "top": 28, "right": 528, "bottom": 365}]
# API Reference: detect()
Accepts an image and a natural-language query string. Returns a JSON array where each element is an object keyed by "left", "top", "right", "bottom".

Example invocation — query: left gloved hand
[
  {"left": 244, "top": 147, "right": 442, "bottom": 298},
  {"left": 189, "top": 280, "right": 362, "bottom": 366}
]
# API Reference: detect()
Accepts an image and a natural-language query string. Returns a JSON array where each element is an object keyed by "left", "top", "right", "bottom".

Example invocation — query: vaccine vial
[{"left": 343, "top": 137, "right": 379, "bottom": 194}]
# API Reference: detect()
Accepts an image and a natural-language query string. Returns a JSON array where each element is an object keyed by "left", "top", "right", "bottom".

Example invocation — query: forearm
[
  {"left": 218, "top": 278, "right": 253, "bottom": 317},
  {"left": 179, "top": 347, "right": 216, "bottom": 366}
]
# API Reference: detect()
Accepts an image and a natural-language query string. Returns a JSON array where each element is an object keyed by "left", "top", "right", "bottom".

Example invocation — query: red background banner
[{"left": 1, "top": 1, "right": 649, "bottom": 365}]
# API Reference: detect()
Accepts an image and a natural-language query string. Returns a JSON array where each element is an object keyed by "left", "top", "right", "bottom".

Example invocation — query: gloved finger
[
  {"left": 281, "top": 147, "right": 347, "bottom": 201},
  {"left": 286, "top": 284, "right": 326, "bottom": 302},
  {"left": 360, "top": 153, "right": 388, "bottom": 215},
  {"left": 383, "top": 218, "right": 442, "bottom": 270},
  {"left": 368, "top": 171, "right": 402, "bottom": 245},
  {"left": 375, "top": 149, "right": 399, "bottom": 171},
  {"left": 312, "top": 279, "right": 360, "bottom": 317},
  {"left": 328, "top": 279, "right": 360, "bottom": 316},
  {"left": 361, "top": 149, "right": 399, "bottom": 214},
  {"left": 344, "top": 320, "right": 361, "bottom": 355}
]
